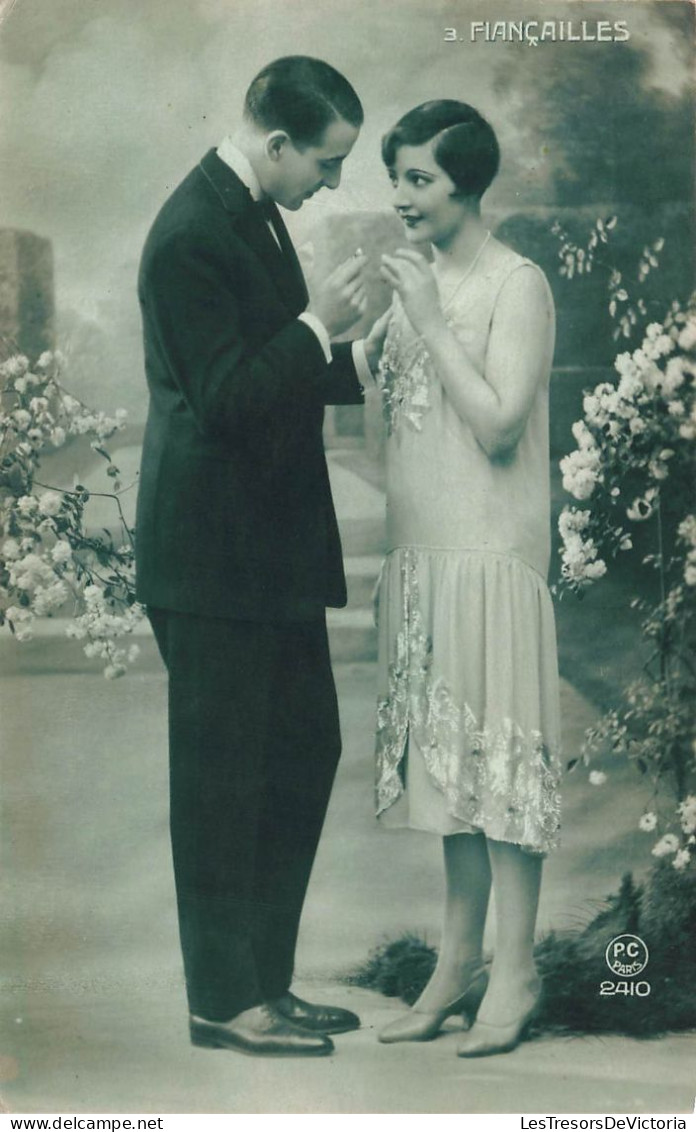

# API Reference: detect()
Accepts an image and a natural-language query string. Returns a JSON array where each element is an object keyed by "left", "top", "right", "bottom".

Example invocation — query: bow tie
[{"left": 254, "top": 197, "right": 276, "bottom": 220}]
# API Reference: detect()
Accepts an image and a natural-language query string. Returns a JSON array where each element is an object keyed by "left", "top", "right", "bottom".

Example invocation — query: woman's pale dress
[{"left": 375, "top": 243, "right": 562, "bottom": 855}]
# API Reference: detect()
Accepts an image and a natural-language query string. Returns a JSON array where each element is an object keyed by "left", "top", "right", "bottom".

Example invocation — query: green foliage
[
  {"left": 346, "top": 933, "right": 437, "bottom": 1005},
  {"left": 496, "top": 206, "right": 694, "bottom": 369},
  {"left": 493, "top": 31, "right": 694, "bottom": 207}
]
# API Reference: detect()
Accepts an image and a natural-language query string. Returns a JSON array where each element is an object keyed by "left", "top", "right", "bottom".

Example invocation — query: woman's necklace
[
  {"left": 379, "top": 229, "right": 492, "bottom": 434},
  {"left": 437, "top": 229, "right": 492, "bottom": 314}
]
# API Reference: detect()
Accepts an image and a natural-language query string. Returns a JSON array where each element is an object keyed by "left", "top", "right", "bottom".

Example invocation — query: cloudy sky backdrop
[{"left": 0, "top": 0, "right": 692, "bottom": 411}]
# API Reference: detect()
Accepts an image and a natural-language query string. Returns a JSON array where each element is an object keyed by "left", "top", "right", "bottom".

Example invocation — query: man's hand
[
  {"left": 364, "top": 308, "right": 391, "bottom": 375},
  {"left": 308, "top": 253, "right": 368, "bottom": 339}
]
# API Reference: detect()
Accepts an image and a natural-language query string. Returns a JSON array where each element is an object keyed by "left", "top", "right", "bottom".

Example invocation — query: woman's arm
[{"left": 380, "top": 250, "right": 554, "bottom": 460}]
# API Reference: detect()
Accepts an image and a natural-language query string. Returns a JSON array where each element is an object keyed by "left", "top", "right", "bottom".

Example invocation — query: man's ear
[{"left": 265, "top": 131, "right": 291, "bottom": 162}]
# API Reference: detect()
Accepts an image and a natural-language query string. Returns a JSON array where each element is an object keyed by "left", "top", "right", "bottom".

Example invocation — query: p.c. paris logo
[{"left": 605, "top": 934, "right": 649, "bottom": 977}]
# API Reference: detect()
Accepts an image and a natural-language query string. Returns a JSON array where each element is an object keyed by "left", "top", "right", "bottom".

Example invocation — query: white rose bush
[
  {"left": 554, "top": 221, "right": 696, "bottom": 873},
  {"left": 0, "top": 348, "right": 144, "bottom": 677}
]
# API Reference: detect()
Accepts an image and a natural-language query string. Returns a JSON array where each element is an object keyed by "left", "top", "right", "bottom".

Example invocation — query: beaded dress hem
[{"left": 374, "top": 547, "right": 562, "bottom": 855}]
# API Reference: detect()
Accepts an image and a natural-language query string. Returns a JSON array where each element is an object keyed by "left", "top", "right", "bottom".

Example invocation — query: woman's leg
[
  {"left": 471, "top": 838, "right": 542, "bottom": 1024},
  {"left": 414, "top": 831, "right": 491, "bottom": 1010},
  {"left": 379, "top": 830, "right": 492, "bottom": 1041}
]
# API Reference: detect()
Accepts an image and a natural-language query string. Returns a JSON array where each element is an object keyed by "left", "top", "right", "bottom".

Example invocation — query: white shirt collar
[{"left": 216, "top": 136, "right": 264, "bottom": 201}]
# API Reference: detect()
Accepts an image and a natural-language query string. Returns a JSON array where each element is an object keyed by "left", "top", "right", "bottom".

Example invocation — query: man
[{"left": 136, "top": 56, "right": 384, "bottom": 1057}]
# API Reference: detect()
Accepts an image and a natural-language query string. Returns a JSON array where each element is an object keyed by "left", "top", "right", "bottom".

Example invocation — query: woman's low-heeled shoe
[
  {"left": 456, "top": 986, "right": 541, "bottom": 1058},
  {"left": 378, "top": 964, "right": 488, "bottom": 1044}
]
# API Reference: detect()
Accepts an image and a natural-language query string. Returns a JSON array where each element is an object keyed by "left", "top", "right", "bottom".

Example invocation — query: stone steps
[
  {"left": 0, "top": 612, "right": 380, "bottom": 672},
  {"left": 328, "top": 448, "right": 385, "bottom": 662},
  {"left": 327, "top": 551, "right": 381, "bottom": 662},
  {"left": 344, "top": 555, "right": 383, "bottom": 609},
  {"left": 326, "top": 607, "right": 377, "bottom": 663}
]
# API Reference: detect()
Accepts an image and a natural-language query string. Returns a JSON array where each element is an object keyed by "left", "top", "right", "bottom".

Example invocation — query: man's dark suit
[{"left": 136, "top": 148, "right": 364, "bottom": 1021}]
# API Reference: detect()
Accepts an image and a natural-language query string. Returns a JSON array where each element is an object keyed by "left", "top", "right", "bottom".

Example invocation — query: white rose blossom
[
  {"left": 582, "top": 395, "right": 601, "bottom": 424},
  {"left": 614, "top": 351, "right": 634, "bottom": 377},
  {"left": 560, "top": 445, "right": 602, "bottom": 501},
  {"left": 61, "top": 394, "right": 82, "bottom": 416},
  {"left": 32, "top": 580, "right": 69, "bottom": 616},
  {"left": 558, "top": 508, "right": 609, "bottom": 586},
  {"left": 5, "top": 604, "right": 32, "bottom": 624},
  {"left": 2, "top": 538, "right": 21, "bottom": 560},
  {"left": 677, "top": 402, "right": 696, "bottom": 440},
  {"left": 684, "top": 560, "right": 696, "bottom": 586},
  {"left": 1, "top": 353, "right": 140, "bottom": 675},
  {"left": 638, "top": 812, "right": 657, "bottom": 832},
  {"left": 672, "top": 848, "right": 691, "bottom": 871},
  {"left": 65, "top": 597, "right": 145, "bottom": 678},
  {"left": 651, "top": 833, "right": 679, "bottom": 858},
  {"left": 677, "top": 316, "right": 696, "bottom": 351},
  {"left": 678, "top": 796, "right": 696, "bottom": 835},
  {"left": 1, "top": 355, "right": 29, "bottom": 378},
  {"left": 50, "top": 540, "right": 72, "bottom": 565},
  {"left": 661, "top": 356, "right": 687, "bottom": 396},
  {"left": 616, "top": 372, "right": 642, "bottom": 401},
  {"left": 38, "top": 491, "right": 64, "bottom": 517},
  {"left": 17, "top": 495, "right": 38, "bottom": 516},
  {"left": 677, "top": 516, "right": 696, "bottom": 546},
  {"left": 9, "top": 552, "right": 55, "bottom": 591}
]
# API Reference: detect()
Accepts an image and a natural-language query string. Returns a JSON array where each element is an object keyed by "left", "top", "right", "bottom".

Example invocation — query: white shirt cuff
[
  {"left": 298, "top": 312, "right": 332, "bottom": 363},
  {"left": 352, "top": 339, "right": 375, "bottom": 386}
]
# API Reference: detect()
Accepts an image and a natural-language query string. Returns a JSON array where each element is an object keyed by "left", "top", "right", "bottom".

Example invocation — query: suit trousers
[{"left": 148, "top": 608, "right": 342, "bottom": 1021}]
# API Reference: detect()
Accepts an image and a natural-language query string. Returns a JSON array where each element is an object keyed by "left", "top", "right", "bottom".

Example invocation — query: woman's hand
[
  {"left": 363, "top": 308, "right": 392, "bottom": 374},
  {"left": 380, "top": 249, "right": 445, "bottom": 337}
]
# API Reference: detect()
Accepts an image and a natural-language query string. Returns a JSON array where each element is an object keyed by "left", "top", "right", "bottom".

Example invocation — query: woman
[{"left": 368, "top": 101, "right": 562, "bottom": 1057}]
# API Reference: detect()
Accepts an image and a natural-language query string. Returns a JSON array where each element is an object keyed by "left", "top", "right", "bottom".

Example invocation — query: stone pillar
[{"left": 0, "top": 229, "right": 55, "bottom": 360}]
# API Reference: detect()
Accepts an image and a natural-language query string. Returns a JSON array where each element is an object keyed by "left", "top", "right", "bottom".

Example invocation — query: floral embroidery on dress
[
  {"left": 377, "top": 298, "right": 433, "bottom": 436},
  {"left": 375, "top": 549, "right": 562, "bottom": 854}
]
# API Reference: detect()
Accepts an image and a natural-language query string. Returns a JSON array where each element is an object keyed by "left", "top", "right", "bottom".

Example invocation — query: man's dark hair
[
  {"left": 382, "top": 100, "right": 500, "bottom": 200},
  {"left": 244, "top": 56, "right": 364, "bottom": 148}
]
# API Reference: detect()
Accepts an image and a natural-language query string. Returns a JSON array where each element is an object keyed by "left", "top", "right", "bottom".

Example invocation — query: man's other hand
[{"left": 308, "top": 253, "right": 368, "bottom": 339}]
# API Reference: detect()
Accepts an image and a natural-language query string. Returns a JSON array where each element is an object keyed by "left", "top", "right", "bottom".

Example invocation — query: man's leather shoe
[
  {"left": 189, "top": 1003, "right": 334, "bottom": 1056},
  {"left": 270, "top": 991, "right": 361, "bottom": 1035}
]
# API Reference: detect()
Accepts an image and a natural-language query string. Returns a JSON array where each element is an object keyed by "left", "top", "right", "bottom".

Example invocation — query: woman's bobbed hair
[{"left": 382, "top": 100, "right": 500, "bottom": 199}]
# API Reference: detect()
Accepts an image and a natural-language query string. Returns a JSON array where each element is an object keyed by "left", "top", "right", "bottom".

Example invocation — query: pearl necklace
[
  {"left": 436, "top": 229, "right": 492, "bottom": 313},
  {"left": 379, "top": 230, "right": 492, "bottom": 405}
]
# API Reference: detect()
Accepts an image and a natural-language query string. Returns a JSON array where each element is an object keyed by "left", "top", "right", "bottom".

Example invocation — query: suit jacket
[{"left": 135, "top": 149, "right": 364, "bottom": 621}]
